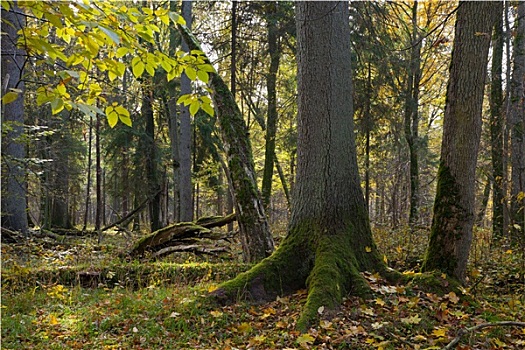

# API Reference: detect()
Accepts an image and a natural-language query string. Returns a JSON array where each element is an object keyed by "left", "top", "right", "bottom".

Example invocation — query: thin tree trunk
[
  {"left": 226, "top": 0, "right": 238, "bottom": 233},
  {"left": 261, "top": 3, "right": 281, "bottom": 209},
  {"left": 422, "top": 1, "right": 498, "bottom": 282},
  {"left": 95, "top": 113, "right": 102, "bottom": 242},
  {"left": 404, "top": 0, "right": 422, "bottom": 226},
  {"left": 179, "top": 0, "right": 194, "bottom": 222},
  {"left": 1, "top": 4, "right": 29, "bottom": 234},
  {"left": 490, "top": 1, "right": 505, "bottom": 239},
  {"left": 509, "top": 1, "right": 525, "bottom": 239},
  {"left": 167, "top": 0, "right": 181, "bottom": 223},
  {"left": 477, "top": 175, "right": 491, "bottom": 226},
  {"left": 82, "top": 116, "right": 93, "bottom": 231},
  {"left": 143, "top": 84, "right": 161, "bottom": 231}
]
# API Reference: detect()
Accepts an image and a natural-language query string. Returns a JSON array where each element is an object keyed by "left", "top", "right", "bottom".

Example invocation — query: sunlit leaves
[
  {"left": 18, "top": 0, "right": 215, "bottom": 127},
  {"left": 177, "top": 94, "right": 215, "bottom": 117},
  {"left": 105, "top": 103, "right": 131, "bottom": 128}
]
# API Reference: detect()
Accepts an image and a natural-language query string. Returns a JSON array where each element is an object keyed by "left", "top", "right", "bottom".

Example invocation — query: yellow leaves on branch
[
  {"left": 105, "top": 103, "right": 131, "bottom": 128},
  {"left": 15, "top": 1, "right": 215, "bottom": 127}
]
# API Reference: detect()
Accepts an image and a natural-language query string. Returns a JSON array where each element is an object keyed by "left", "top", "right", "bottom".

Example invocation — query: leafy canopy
[{"left": 1, "top": 0, "right": 215, "bottom": 127}]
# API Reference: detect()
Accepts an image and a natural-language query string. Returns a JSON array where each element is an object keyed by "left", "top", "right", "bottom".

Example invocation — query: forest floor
[{"left": 2, "top": 225, "right": 524, "bottom": 349}]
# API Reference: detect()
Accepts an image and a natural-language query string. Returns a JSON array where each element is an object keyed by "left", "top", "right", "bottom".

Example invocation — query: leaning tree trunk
[
  {"left": 210, "top": 2, "right": 395, "bottom": 330},
  {"left": 177, "top": 24, "right": 274, "bottom": 263},
  {"left": 1, "top": 4, "right": 29, "bottom": 234},
  {"left": 509, "top": 1, "right": 525, "bottom": 239},
  {"left": 422, "top": 1, "right": 498, "bottom": 283}
]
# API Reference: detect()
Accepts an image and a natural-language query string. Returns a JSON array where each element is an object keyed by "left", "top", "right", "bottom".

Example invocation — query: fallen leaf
[
  {"left": 432, "top": 328, "right": 447, "bottom": 338},
  {"left": 317, "top": 306, "right": 325, "bottom": 314},
  {"left": 447, "top": 291, "right": 459, "bottom": 304},
  {"left": 210, "top": 310, "right": 223, "bottom": 318},
  {"left": 237, "top": 322, "right": 252, "bottom": 334},
  {"left": 400, "top": 314, "right": 421, "bottom": 324},
  {"left": 296, "top": 333, "right": 315, "bottom": 346}
]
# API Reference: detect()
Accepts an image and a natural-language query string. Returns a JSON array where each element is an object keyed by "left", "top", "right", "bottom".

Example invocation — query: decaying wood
[
  {"left": 129, "top": 213, "right": 236, "bottom": 258},
  {"left": 441, "top": 321, "right": 525, "bottom": 350},
  {"left": 100, "top": 192, "right": 156, "bottom": 233},
  {"left": 1, "top": 227, "right": 22, "bottom": 243},
  {"left": 151, "top": 245, "right": 229, "bottom": 259}
]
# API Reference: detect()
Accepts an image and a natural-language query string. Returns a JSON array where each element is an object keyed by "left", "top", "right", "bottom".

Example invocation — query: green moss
[{"left": 422, "top": 162, "right": 467, "bottom": 278}]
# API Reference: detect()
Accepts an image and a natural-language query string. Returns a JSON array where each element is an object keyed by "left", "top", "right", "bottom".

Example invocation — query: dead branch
[
  {"left": 441, "top": 321, "right": 525, "bottom": 350},
  {"left": 128, "top": 214, "right": 237, "bottom": 258},
  {"left": 150, "top": 244, "right": 229, "bottom": 259}
]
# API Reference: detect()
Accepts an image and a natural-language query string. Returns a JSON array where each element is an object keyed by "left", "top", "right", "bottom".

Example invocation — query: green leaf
[
  {"left": 176, "top": 95, "right": 191, "bottom": 105},
  {"left": 184, "top": 66, "right": 197, "bottom": 81},
  {"left": 189, "top": 100, "right": 200, "bottom": 116},
  {"left": 116, "top": 47, "right": 129, "bottom": 58},
  {"left": 50, "top": 98, "right": 65, "bottom": 115},
  {"left": 2, "top": 91, "right": 19, "bottom": 105},
  {"left": 196, "top": 70, "right": 209, "bottom": 83},
  {"left": 131, "top": 57, "right": 145, "bottom": 78},
  {"left": 98, "top": 25, "right": 121, "bottom": 45},
  {"left": 105, "top": 106, "right": 118, "bottom": 128},
  {"left": 201, "top": 101, "right": 214, "bottom": 117}
]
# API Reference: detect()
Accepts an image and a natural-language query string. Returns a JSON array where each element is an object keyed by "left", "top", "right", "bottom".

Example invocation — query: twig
[{"left": 441, "top": 321, "right": 525, "bottom": 350}]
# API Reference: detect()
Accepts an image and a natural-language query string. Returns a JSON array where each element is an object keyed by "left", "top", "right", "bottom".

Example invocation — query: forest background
[{"left": 1, "top": 1, "right": 525, "bottom": 349}]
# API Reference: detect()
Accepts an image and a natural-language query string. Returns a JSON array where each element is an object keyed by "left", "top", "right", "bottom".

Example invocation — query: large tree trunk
[
  {"left": 261, "top": 3, "right": 281, "bottom": 209},
  {"left": 210, "top": 2, "right": 393, "bottom": 330},
  {"left": 177, "top": 24, "right": 274, "bottom": 263},
  {"left": 422, "top": 1, "right": 498, "bottom": 282},
  {"left": 1, "top": 4, "right": 29, "bottom": 234},
  {"left": 490, "top": 2, "right": 505, "bottom": 239},
  {"left": 509, "top": 1, "right": 525, "bottom": 239}
]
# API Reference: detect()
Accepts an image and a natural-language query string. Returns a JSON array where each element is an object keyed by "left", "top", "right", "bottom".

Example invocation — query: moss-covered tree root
[{"left": 210, "top": 223, "right": 402, "bottom": 331}]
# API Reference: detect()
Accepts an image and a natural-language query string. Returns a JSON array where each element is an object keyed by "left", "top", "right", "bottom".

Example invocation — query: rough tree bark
[
  {"left": 422, "top": 1, "right": 498, "bottom": 282},
  {"left": 209, "top": 2, "right": 395, "bottom": 330},
  {"left": 509, "top": 1, "right": 525, "bottom": 238},
  {"left": 177, "top": 24, "right": 274, "bottom": 263},
  {"left": 1, "top": 4, "right": 29, "bottom": 234}
]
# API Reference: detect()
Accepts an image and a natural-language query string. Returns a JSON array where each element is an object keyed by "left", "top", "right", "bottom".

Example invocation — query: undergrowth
[{"left": 1, "top": 226, "right": 524, "bottom": 349}]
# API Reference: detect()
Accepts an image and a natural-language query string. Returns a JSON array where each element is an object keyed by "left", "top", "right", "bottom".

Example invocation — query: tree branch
[{"left": 441, "top": 321, "right": 525, "bottom": 350}]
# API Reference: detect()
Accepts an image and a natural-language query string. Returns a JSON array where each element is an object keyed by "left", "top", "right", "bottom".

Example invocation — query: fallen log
[{"left": 129, "top": 213, "right": 236, "bottom": 258}]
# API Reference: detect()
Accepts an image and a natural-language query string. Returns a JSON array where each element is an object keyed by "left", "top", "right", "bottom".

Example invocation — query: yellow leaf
[
  {"left": 400, "top": 314, "right": 421, "bottom": 324},
  {"left": 447, "top": 291, "right": 459, "bottom": 304},
  {"left": 432, "top": 328, "right": 447, "bottom": 338},
  {"left": 365, "top": 246, "right": 372, "bottom": 253},
  {"left": 237, "top": 322, "right": 252, "bottom": 334},
  {"left": 375, "top": 298, "right": 385, "bottom": 306},
  {"left": 210, "top": 310, "right": 223, "bottom": 318},
  {"left": 383, "top": 254, "right": 388, "bottom": 264},
  {"left": 49, "top": 314, "right": 59, "bottom": 325},
  {"left": 2, "top": 91, "right": 19, "bottom": 105},
  {"left": 296, "top": 333, "right": 315, "bottom": 346},
  {"left": 131, "top": 57, "right": 145, "bottom": 78}
]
